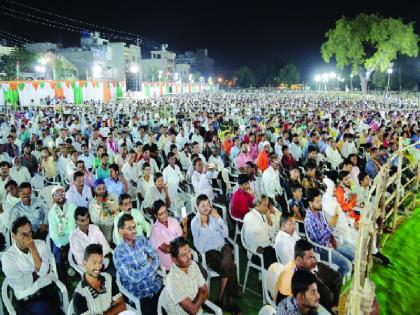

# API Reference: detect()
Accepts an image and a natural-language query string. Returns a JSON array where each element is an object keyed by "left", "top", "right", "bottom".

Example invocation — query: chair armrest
[
  {"left": 226, "top": 238, "right": 240, "bottom": 282},
  {"left": 213, "top": 202, "right": 227, "bottom": 223},
  {"left": 204, "top": 299, "right": 223, "bottom": 315},
  {"left": 2, "top": 280, "right": 16, "bottom": 315},
  {"left": 191, "top": 249, "right": 199, "bottom": 262},
  {"left": 52, "top": 277, "right": 69, "bottom": 312}
]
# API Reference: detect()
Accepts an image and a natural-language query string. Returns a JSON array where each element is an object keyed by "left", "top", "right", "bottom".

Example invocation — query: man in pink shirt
[
  {"left": 235, "top": 142, "right": 252, "bottom": 172},
  {"left": 150, "top": 200, "right": 188, "bottom": 271}
]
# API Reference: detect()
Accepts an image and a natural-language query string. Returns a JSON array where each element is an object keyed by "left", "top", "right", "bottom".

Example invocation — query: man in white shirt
[
  {"left": 66, "top": 171, "right": 93, "bottom": 208},
  {"left": 341, "top": 134, "right": 357, "bottom": 159},
  {"left": 121, "top": 150, "right": 139, "bottom": 198},
  {"left": 57, "top": 144, "right": 70, "bottom": 179},
  {"left": 242, "top": 195, "right": 277, "bottom": 269},
  {"left": 164, "top": 132, "right": 179, "bottom": 156},
  {"left": 137, "top": 148, "right": 159, "bottom": 176},
  {"left": 10, "top": 156, "right": 31, "bottom": 186},
  {"left": 162, "top": 152, "right": 184, "bottom": 202},
  {"left": 2, "top": 216, "right": 62, "bottom": 314},
  {"left": 176, "top": 127, "right": 188, "bottom": 150},
  {"left": 70, "top": 206, "right": 111, "bottom": 267},
  {"left": 261, "top": 153, "right": 284, "bottom": 202},
  {"left": 288, "top": 134, "right": 303, "bottom": 162},
  {"left": 191, "top": 157, "right": 214, "bottom": 201},
  {"left": 325, "top": 137, "right": 343, "bottom": 170},
  {"left": 275, "top": 212, "right": 300, "bottom": 264},
  {"left": 79, "top": 143, "right": 94, "bottom": 171}
]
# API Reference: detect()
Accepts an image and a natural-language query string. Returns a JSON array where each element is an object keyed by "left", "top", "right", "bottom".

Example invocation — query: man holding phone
[{"left": 104, "top": 163, "right": 128, "bottom": 198}]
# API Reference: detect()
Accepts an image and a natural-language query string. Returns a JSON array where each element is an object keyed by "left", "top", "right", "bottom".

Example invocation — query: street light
[
  {"left": 34, "top": 65, "right": 46, "bottom": 73},
  {"left": 314, "top": 75, "right": 321, "bottom": 91},
  {"left": 218, "top": 77, "right": 223, "bottom": 83},
  {"left": 158, "top": 70, "right": 163, "bottom": 82},
  {"left": 129, "top": 64, "right": 139, "bottom": 73},
  {"left": 174, "top": 72, "right": 179, "bottom": 82},
  {"left": 92, "top": 64, "right": 102, "bottom": 78}
]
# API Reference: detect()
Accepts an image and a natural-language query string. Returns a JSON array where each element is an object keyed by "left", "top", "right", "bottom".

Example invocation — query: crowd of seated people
[{"left": 0, "top": 91, "right": 418, "bottom": 315}]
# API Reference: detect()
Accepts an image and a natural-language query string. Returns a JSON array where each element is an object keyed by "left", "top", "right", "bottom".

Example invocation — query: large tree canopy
[
  {"left": 0, "top": 47, "right": 38, "bottom": 80},
  {"left": 321, "top": 13, "right": 419, "bottom": 93}
]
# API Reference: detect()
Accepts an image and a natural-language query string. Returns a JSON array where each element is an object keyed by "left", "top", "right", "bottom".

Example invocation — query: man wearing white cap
[
  {"left": 48, "top": 185, "right": 77, "bottom": 281},
  {"left": 256, "top": 141, "right": 271, "bottom": 172}
]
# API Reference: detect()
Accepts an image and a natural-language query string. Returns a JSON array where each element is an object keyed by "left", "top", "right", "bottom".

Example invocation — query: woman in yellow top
[{"left": 40, "top": 147, "right": 57, "bottom": 181}]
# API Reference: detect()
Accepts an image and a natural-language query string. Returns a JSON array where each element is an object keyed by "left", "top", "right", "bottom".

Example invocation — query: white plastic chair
[
  {"left": 258, "top": 304, "right": 276, "bottom": 315},
  {"left": 157, "top": 286, "right": 222, "bottom": 315},
  {"left": 67, "top": 299, "right": 74, "bottom": 315},
  {"left": 116, "top": 272, "right": 142, "bottom": 315},
  {"left": 68, "top": 250, "right": 85, "bottom": 279},
  {"left": 229, "top": 202, "right": 243, "bottom": 243},
  {"left": 241, "top": 227, "right": 266, "bottom": 303},
  {"left": 2, "top": 256, "right": 69, "bottom": 315},
  {"left": 263, "top": 262, "right": 284, "bottom": 308}
]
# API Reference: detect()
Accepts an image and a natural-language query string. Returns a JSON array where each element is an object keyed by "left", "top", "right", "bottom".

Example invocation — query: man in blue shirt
[
  {"left": 303, "top": 189, "right": 354, "bottom": 277},
  {"left": 104, "top": 164, "right": 128, "bottom": 198},
  {"left": 365, "top": 147, "right": 381, "bottom": 179},
  {"left": 114, "top": 213, "right": 162, "bottom": 315},
  {"left": 191, "top": 194, "right": 241, "bottom": 314}
]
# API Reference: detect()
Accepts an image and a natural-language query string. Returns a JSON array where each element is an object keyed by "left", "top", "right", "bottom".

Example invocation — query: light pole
[
  {"left": 385, "top": 67, "right": 393, "bottom": 99},
  {"left": 350, "top": 74, "right": 354, "bottom": 91},
  {"left": 314, "top": 75, "right": 321, "bottom": 91},
  {"left": 322, "top": 73, "right": 329, "bottom": 91},
  {"left": 129, "top": 63, "right": 139, "bottom": 91}
]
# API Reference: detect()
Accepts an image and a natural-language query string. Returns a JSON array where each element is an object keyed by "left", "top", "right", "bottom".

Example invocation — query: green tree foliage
[
  {"left": 372, "top": 71, "right": 387, "bottom": 89},
  {"left": 321, "top": 13, "right": 419, "bottom": 93},
  {"left": 0, "top": 47, "right": 38, "bottom": 79},
  {"left": 54, "top": 59, "right": 65, "bottom": 80},
  {"left": 277, "top": 64, "right": 300, "bottom": 85},
  {"left": 236, "top": 66, "right": 256, "bottom": 88}
]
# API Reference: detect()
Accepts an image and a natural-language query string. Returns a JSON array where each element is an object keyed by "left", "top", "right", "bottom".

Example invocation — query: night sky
[{"left": 2, "top": 0, "right": 420, "bottom": 80}]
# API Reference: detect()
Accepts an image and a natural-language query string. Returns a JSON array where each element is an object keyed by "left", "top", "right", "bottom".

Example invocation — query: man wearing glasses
[{"left": 114, "top": 213, "right": 163, "bottom": 315}]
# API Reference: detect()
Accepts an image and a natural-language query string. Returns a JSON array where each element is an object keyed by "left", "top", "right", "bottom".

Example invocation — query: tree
[
  {"left": 0, "top": 47, "right": 38, "bottom": 80},
  {"left": 321, "top": 13, "right": 419, "bottom": 93},
  {"left": 277, "top": 63, "right": 300, "bottom": 85},
  {"left": 371, "top": 71, "right": 387, "bottom": 89},
  {"left": 236, "top": 66, "right": 256, "bottom": 88},
  {"left": 54, "top": 59, "right": 65, "bottom": 80}
]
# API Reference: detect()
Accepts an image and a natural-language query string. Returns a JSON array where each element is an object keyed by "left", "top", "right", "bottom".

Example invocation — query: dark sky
[{"left": 2, "top": 0, "right": 420, "bottom": 80}]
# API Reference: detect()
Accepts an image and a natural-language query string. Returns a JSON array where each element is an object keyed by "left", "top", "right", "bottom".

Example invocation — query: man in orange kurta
[{"left": 336, "top": 171, "right": 359, "bottom": 221}]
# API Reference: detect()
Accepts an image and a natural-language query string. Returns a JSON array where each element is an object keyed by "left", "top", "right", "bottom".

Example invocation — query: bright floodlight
[
  {"left": 329, "top": 72, "right": 336, "bottom": 79},
  {"left": 350, "top": 74, "right": 354, "bottom": 78},
  {"left": 314, "top": 74, "right": 321, "bottom": 82},
  {"left": 129, "top": 64, "right": 139, "bottom": 73},
  {"left": 92, "top": 65, "right": 102, "bottom": 78},
  {"left": 218, "top": 77, "right": 223, "bottom": 83},
  {"left": 322, "top": 73, "right": 329, "bottom": 81},
  {"left": 174, "top": 72, "right": 179, "bottom": 79},
  {"left": 34, "top": 65, "right": 46, "bottom": 73},
  {"left": 387, "top": 68, "right": 393, "bottom": 74}
]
